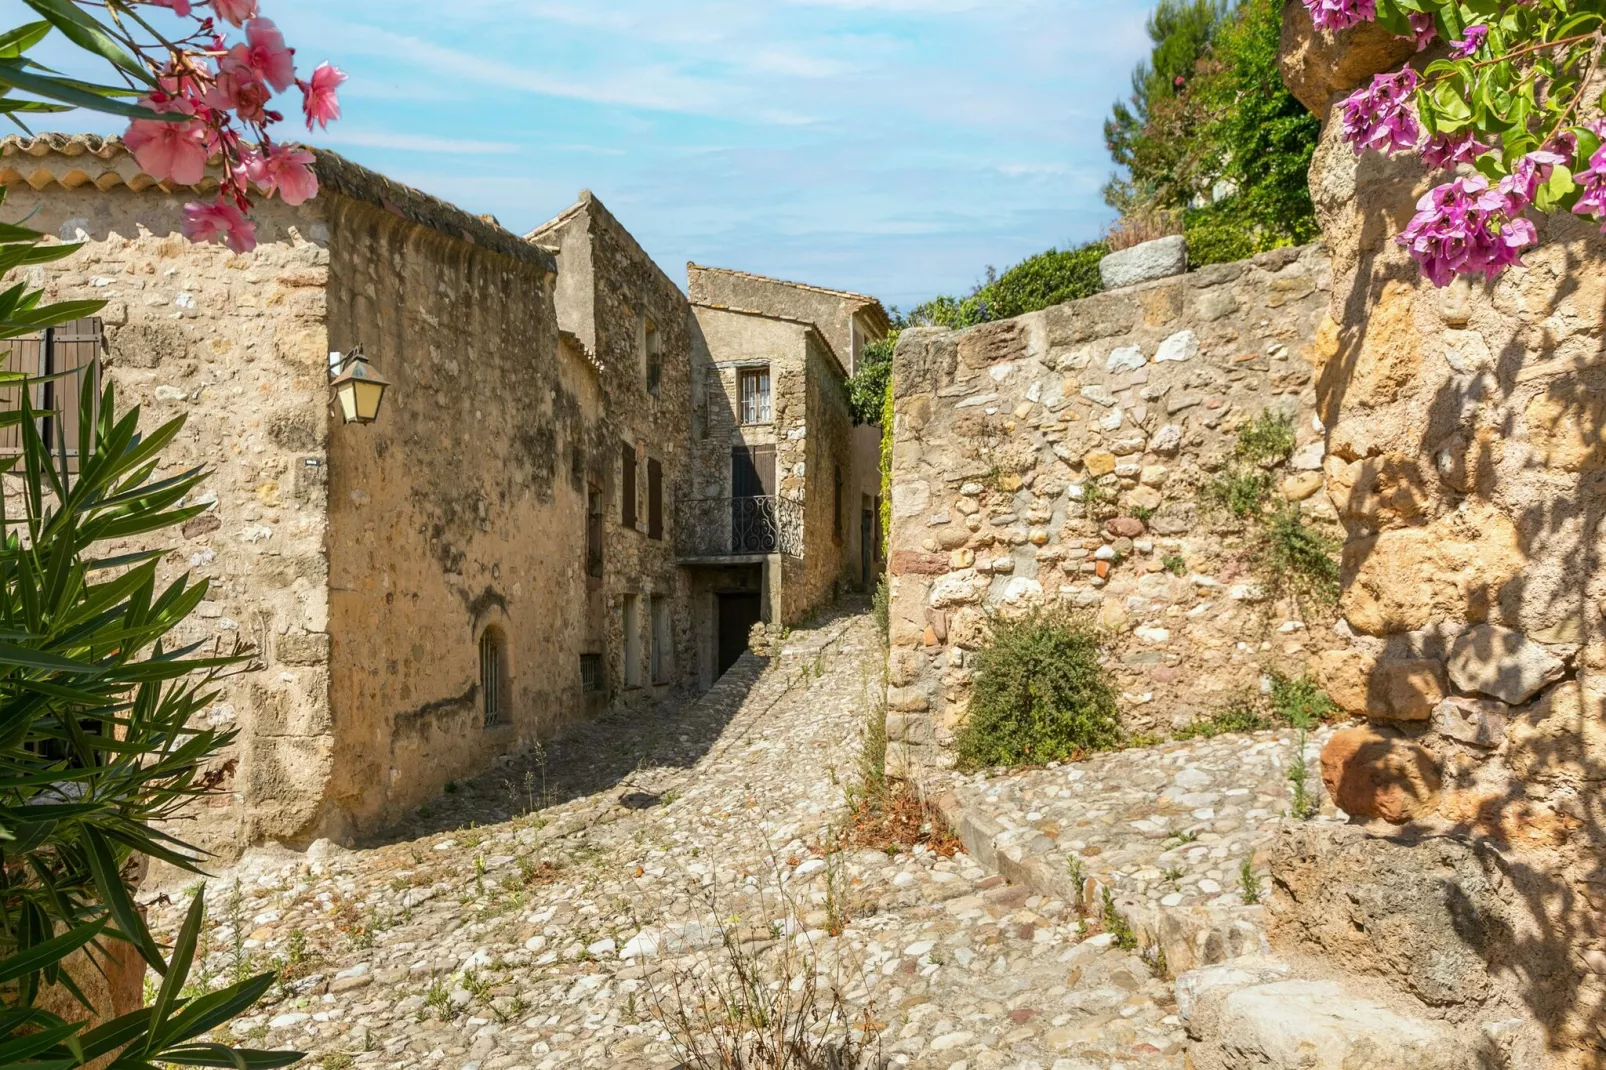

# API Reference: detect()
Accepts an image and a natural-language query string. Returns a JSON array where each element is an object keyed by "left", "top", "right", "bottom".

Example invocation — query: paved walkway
[{"left": 151, "top": 608, "right": 1240, "bottom": 1070}]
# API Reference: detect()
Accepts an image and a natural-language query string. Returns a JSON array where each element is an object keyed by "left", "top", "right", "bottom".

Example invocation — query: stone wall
[
  {"left": 1243, "top": 7, "right": 1606, "bottom": 1064},
  {"left": 885, "top": 243, "right": 1338, "bottom": 775},
  {"left": 687, "top": 263, "right": 885, "bottom": 375},
  {"left": 3, "top": 169, "right": 335, "bottom": 859}
]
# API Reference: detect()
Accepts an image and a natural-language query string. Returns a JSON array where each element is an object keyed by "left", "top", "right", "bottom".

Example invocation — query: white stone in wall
[
  {"left": 1100, "top": 409, "right": 1125, "bottom": 432},
  {"left": 1098, "top": 235, "right": 1188, "bottom": 289},
  {"left": 1154, "top": 329, "right": 1199, "bottom": 363},
  {"left": 1081, "top": 384, "right": 1118, "bottom": 407},
  {"left": 1002, "top": 577, "right": 1043, "bottom": 605},
  {"left": 989, "top": 362, "right": 1015, "bottom": 382},
  {"left": 1151, "top": 424, "right": 1183, "bottom": 454},
  {"left": 1290, "top": 442, "right": 1325, "bottom": 470},
  {"left": 1106, "top": 345, "right": 1147, "bottom": 372},
  {"left": 892, "top": 480, "right": 930, "bottom": 518}
]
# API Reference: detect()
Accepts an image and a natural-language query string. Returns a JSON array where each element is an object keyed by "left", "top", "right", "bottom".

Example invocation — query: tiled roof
[{"left": 0, "top": 133, "right": 555, "bottom": 272}]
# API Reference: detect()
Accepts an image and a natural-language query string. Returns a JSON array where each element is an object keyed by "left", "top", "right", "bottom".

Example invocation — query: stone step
[{"left": 1176, "top": 956, "right": 1546, "bottom": 1070}]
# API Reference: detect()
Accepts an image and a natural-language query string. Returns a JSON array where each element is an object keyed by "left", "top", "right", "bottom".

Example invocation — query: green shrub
[
  {"left": 1173, "top": 697, "right": 1266, "bottom": 740},
  {"left": 872, "top": 575, "right": 890, "bottom": 645},
  {"left": 955, "top": 608, "right": 1121, "bottom": 770},
  {"left": 1257, "top": 506, "right": 1341, "bottom": 604},
  {"left": 847, "top": 336, "right": 895, "bottom": 425},
  {"left": 1203, "top": 468, "right": 1273, "bottom": 519},
  {"left": 982, "top": 244, "right": 1108, "bottom": 319},
  {"left": 1101, "top": 887, "right": 1138, "bottom": 951},
  {"left": 1268, "top": 672, "right": 1337, "bottom": 727},
  {"left": 1234, "top": 411, "right": 1296, "bottom": 467}
]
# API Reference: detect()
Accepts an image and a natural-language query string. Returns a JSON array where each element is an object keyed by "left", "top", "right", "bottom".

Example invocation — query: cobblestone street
[{"left": 150, "top": 606, "right": 1326, "bottom": 1070}]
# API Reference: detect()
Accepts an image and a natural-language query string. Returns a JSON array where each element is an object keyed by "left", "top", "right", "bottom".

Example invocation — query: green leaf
[
  {"left": 80, "top": 825, "right": 166, "bottom": 974},
  {"left": 154, "top": 1045, "right": 304, "bottom": 1069},
  {"left": 144, "top": 891, "right": 205, "bottom": 1056},
  {"left": 0, "top": 639, "right": 91, "bottom": 671},
  {"left": 0, "top": 20, "right": 51, "bottom": 58},
  {"left": 0, "top": 60, "right": 173, "bottom": 120},
  {"left": 18, "top": 0, "right": 154, "bottom": 85},
  {"left": 0, "top": 914, "right": 106, "bottom": 984}
]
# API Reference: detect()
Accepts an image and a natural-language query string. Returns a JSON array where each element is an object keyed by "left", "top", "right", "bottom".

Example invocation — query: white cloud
[{"left": 319, "top": 130, "right": 522, "bottom": 155}]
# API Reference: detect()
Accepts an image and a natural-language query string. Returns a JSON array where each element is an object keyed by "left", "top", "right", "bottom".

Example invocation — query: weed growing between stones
[
  {"left": 1203, "top": 467, "right": 1274, "bottom": 520},
  {"left": 1234, "top": 411, "right": 1296, "bottom": 467},
  {"left": 1141, "top": 942, "right": 1170, "bottom": 980},
  {"left": 1257, "top": 506, "right": 1342, "bottom": 604},
  {"left": 1067, "top": 855, "right": 1088, "bottom": 913},
  {"left": 1173, "top": 696, "right": 1267, "bottom": 740},
  {"left": 872, "top": 576, "right": 890, "bottom": 646},
  {"left": 955, "top": 608, "right": 1121, "bottom": 770},
  {"left": 642, "top": 869, "right": 884, "bottom": 1070},
  {"left": 1100, "top": 888, "right": 1138, "bottom": 951},
  {"left": 1239, "top": 859, "right": 1261, "bottom": 904},
  {"left": 1163, "top": 553, "right": 1189, "bottom": 576},
  {"left": 1268, "top": 672, "right": 1338, "bottom": 724},
  {"left": 844, "top": 691, "right": 960, "bottom": 859}
]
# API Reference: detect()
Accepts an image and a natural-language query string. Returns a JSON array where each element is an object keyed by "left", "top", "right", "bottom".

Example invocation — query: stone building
[
  {"left": 0, "top": 135, "right": 699, "bottom": 857},
  {"left": 683, "top": 266, "right": 887, "bottom": 679}
]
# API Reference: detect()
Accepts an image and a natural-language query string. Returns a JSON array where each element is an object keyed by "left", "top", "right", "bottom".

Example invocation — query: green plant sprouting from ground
[
  {"left": 1163, "top": 554, "right": 1188, "bottom": 577},
  {"left": 872, "top": 576, "right": 890, "bottom": 646},
  {"left": 1173, "top": 696, "right": 1266, "bottom": 740},
  {"left": 955, "top": 608, "right": 1122, "bottom": 770},
  {"left": 1268, "top": 672, "right": 1337, "bottom": 725},
  {"left": 1203, "top": 467, "right": 1273, "bottom": 520},
  {"left": 1234, "top": 411, "right": 1296, "bottom": 467},
  {"left": 1081, "top": 479, "right": 1110, "bottom": 518},
  {"left": 1239, "top": 859, "right": 1261, "bottom": 905},
  {"left": 1100, "top": 888, "right": 1138, "bottom": 951}
]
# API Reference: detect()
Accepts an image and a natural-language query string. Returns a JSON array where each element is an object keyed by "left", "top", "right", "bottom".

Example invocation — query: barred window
[
  {"left": 739, "top": 367, "right": 771, "bottom": 424},
  {"left": 480, "top": 627, "right": 507, "bottom": 727}
]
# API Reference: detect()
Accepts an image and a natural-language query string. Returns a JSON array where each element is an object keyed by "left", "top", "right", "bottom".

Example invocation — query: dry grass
[
  {"left": 1105, "top": 205, "right": 1183, "bottom": 251},
  {"left": 843, "top": 780, "right": 961, "bottom": 859}
]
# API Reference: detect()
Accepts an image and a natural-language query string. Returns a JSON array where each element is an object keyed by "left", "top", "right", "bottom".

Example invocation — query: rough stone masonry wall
[
  {"left": 886, "top": 244, "right": 1338, "bottom": 776},
  {"left": 1251, "top": 6, "right": 1606, "bottom": 1065},
  {"left": 2, "top": 177, "right": 335, "bottom": 861}
]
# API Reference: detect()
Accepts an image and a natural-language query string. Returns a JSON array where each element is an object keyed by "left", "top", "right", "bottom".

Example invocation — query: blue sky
[{"left": 18, "top": 0, "right": 1155, "bottom": 310}]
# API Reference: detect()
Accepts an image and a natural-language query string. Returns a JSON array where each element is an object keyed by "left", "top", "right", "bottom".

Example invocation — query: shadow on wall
[{"left": 1315, "top": 137, "right": 1606, "bottom": 1060}]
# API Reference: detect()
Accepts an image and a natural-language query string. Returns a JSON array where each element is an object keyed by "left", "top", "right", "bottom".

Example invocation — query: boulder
[
  {"left": 1098, "top": 235, "right": 1188, "bottom": 290},
  {"left": 1447, "top": 623, "right": 1566, "bottom": 705},
  {"left": 1432, "top": 695, "right": 1508, "bottom": 749},
  {"left": 1320, "top": 726, "right": 1440, "bottom": 823},
  {"left": 1375, "top": 658, "right": 1446, "bottom": 721},
  {"left": 1186, "top": 979, "right": 1469, "bottom": 1070},
  {"left": 1279, "top": 0, "right": 1416, "bottom": 115}
]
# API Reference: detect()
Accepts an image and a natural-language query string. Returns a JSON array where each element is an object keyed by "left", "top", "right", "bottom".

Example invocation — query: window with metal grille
[
  {"left": 0, "top": 318, "right": 103, "bottom": 471},
  {"left": 587, "top": 484, "right": 604, "bottom": 577},
  {"left": 647, "top": 458, "right": 663, "bottom": 540},
  {"left": 621, "top": 444, "right": 638, "bottom": 528},
  {"left": 580, "top": 653, "right": 602, "bottom": 693},
  {"left": 480, "top": 628, "right": 505, "bottom": 726},
  {"left": 739, "top": 367, "right": 771, "bottom": 424}
]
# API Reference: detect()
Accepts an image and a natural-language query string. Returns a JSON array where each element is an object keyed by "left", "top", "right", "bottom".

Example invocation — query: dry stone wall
[{"left": 886, "top": 243, "right": 1338, "bottom": 775}]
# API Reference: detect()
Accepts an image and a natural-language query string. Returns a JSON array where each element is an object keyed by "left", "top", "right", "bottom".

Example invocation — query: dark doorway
[
  {"left": 717, "top": 592, "right": 763, "bottom": 677},
  {"left": 730, "top": 446, "right": 778, "bottom": 552}
]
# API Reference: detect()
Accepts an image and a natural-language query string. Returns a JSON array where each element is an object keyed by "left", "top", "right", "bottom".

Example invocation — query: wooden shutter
[
  {"left": 731, "top": 445, "right": 776, "bottom": 498},
  {"left": 621, "top": 444, "right": 638, "bottom": 528},
  {"left": 647, "top": 458, "right": 663, "bottom": 540},
  {"left": 0, "top": 318, "right": 102, "bottom": 469}
]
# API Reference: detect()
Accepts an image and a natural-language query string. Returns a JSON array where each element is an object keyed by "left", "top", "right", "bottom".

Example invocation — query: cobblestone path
[{"left": 152, "top": 608, "right": 1193, "bottom": 1070}]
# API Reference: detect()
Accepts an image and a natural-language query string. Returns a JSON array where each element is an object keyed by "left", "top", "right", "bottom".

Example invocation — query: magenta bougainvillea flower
[
  {"left": 1406, "top": 12, "right": 1437, "bottom": 50},
  {"left": 1340, "top": 69, "right": 1421, "bottom": 155},
  {"left": 1448, "top": 24, "right": 1488, "bottom": 58},
  {"left": 1396, "top": 175, "right": 1538, "bottom": 285},
  {"left": 1420, "top": 129, "right": 1491, "bottom": 169},
  {"left": 1571, "top": 125, "right": 1606, "bottom": 231},
  {"left": 1302, "top": 0, "right": 1377, "bottom": 31}
]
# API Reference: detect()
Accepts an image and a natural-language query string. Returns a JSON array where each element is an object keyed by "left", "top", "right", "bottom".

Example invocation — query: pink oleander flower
[
  {"left": 1449, "top": 24, "right": 1488, "bottom": 58},
  {"left": 1420, "top": 129, "right": 1490, "bottom": 169},
  {"left": 1406, "top": 12, "right": 1436, "bottom": 50},
  {"left": 300, "top": 63, "right": 346, "bottom": 130},
  {"left": 254, "top": 143, "right": 318, "bottom": 205},
  {"left": 1396, "top": 174, "right": 1535, "bottom": 285},
  {"left": 183, "top": 197, "right": 257, "bottom": 253},
  {"left": 1340, "top": 69, "right": 1420, "bottom": 155},
  {"left": 1303, "top": 0, "right": 1375, "bottom": 31},
  {"left": 207, "top": 57, "right": 274, "bottom": 122},
  {"left": 124, "top": 103, "right": 210, "bottom": 185},
  {"left": 211, "top": 0, "right": 258, "bottom": 26},
  {"left": 240, "top": 18, "right": 295, "bottom": 92}
]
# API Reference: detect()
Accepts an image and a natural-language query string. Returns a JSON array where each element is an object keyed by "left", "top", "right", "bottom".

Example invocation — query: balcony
[{"left": 678, "top": 495, "right": 803, "bottom": 560}]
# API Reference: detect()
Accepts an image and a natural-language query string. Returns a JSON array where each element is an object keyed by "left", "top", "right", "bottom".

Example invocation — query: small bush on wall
[{"left": 956, "top": 608, "right": 1122, "bottom": 770}]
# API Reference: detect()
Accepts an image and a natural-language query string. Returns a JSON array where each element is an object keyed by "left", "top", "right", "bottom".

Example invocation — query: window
[
  {"left": 650, "top": 596, "right": 671, "bottom": 684},
  {"left": 739, "top": 367, "right": 771, "bottom": 424},
  {"left": 623, "top": 595, "right": 642, "bottom": 688},
  {"left": 647, "top": 458, "right": 663, "bottom": 541},
  {"left": 645, "top": 318, "right": 662, "bottom": 396},
  {"left": 833, "top": 464, "right": 844, "bottom": 544},
  {"left": 479, "top": 627, "right": 506, "bottom": 726},
  {"left": 580, "top": 653, "right": 602, "bottom": 693},
  {"left": 1, "top": 318, "right": 103, "bottom": 471},
  {"left": 621, "top": 444, "right": 638, "bottom": 529},
  {"left": 587, "top": 484, "right": 604, "bottom": 578}
]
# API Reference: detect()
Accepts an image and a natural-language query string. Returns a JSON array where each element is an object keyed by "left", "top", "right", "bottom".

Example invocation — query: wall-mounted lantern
[{"left": 328, "top": 345, "right": 390, "bottom": 425}]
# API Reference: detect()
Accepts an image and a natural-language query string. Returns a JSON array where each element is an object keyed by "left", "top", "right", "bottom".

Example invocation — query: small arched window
[{"left": 480, "top": 627, "right": 506, "bottom": 727}]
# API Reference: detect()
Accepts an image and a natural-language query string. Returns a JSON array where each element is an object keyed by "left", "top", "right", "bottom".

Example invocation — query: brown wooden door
[{"left": 731, "top": 445, "right": 775, "bottom": 497}]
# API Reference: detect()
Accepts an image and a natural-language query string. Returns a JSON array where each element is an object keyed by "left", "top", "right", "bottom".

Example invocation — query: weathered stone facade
[
  {"left": 0, "top": 136, "right": 698, "bottom": 857},
  {"left": 885, "top": 243, "right": 1337, "bottom": 775},
  {"left": 1180, "top": 7, "right": 1606, "bottom": 1067}
]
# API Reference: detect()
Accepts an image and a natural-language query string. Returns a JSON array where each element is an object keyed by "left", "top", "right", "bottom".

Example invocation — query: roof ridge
[{"left": 688, "top": 262, "right": 884, "bottom": 308}]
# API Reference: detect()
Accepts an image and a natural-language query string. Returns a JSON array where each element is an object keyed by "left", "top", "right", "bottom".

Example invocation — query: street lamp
[{"left": 328, "top": 345, "right": 390, "bottom": 425}]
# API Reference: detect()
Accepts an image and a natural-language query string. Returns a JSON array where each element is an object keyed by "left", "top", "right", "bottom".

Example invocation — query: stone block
[
  {"left": 890, "top": 550, "right": 949, "bottom": 576},
  {"left": 1508, "top": 680, "right": 1606, "bottom": 784},
  {"left": 1279, "top": 2, "right": 1415, "bottom": 114},
  {"left": 1320, "top": 726, "right": 1440, "bottom": 823},
  {"left": 1098, "top": 236, "right": 1187, "bottom": 290},
  {"left": 1447, "top": 623, "right": 1566, "bottom": 705},
  {"left": 274, "top": 630, "right": 330, "bottom": 667},
  {"left": 1376, "top": 658, "right": 1445, "bottom": 722},
  {"left": 1432, "top": 695, "right": 1507, "bottom": 749}
]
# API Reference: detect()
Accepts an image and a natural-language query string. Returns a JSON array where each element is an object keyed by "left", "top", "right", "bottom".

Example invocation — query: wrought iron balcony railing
[{"left": 678, "top": 495, "right": 803, "bottom": 558}]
